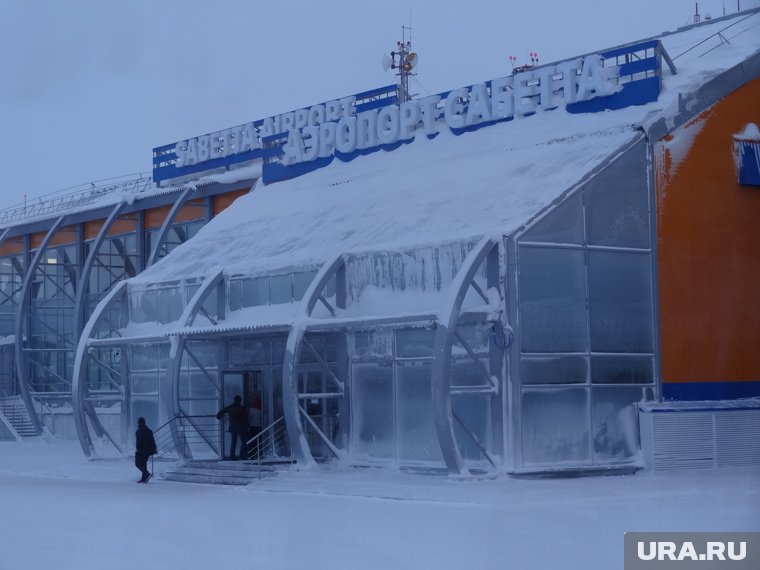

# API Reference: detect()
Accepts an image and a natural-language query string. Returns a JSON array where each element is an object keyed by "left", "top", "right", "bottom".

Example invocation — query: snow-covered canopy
[{"left": 132, "top": 13, "right": 760, "bottom": 287}]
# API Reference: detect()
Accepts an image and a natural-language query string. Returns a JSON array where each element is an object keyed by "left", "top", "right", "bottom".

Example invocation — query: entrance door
[{"left": 221, "top": 372, "right": 246, "bottom": 459}]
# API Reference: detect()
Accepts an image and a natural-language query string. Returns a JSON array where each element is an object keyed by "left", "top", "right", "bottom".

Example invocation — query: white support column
[
  {"left": 72, "top": 281, "right": 128, "bottom": 457},
  {"left": 431, "top": 237, "right": 498, "bottom": 477},
  {"left": 282, "top": 254, "right": 345, "bottom": 468},
  {"left": 164, "top": 269, "right": 225, "bottom": 460}
]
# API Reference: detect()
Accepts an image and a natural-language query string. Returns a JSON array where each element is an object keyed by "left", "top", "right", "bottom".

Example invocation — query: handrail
[{"left": 153, "top": 413, "right": 219, "bottom": 458}]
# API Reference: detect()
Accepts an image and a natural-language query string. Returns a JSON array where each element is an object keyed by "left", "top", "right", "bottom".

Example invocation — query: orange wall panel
[
  {"left": 656, "top": 77, "right": 760, "bottom": 383},
  {"left": 213, "top": 188, "right": 249, "bottom": 216}
]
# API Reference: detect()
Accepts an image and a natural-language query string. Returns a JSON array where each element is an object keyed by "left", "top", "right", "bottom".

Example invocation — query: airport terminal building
[{"left": 1, "top": 11, "right": 759, "bottom": 477}]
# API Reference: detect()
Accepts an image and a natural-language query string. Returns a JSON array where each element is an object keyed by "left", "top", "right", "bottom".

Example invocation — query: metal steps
[
  {"left": 162, "top": 460, "right": 280, "bottom": 486},
  {"left": 0, "top": 396, "right": 39, "bottom": 437}
]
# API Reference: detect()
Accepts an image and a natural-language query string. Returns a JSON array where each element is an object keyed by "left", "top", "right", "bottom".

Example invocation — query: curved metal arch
[
  {"left": 74, "top": 203, "right": 126, "bottom": 334},
  {"left": 164, "top": 269, "right": 225, "bottom": 460},
  {"left": 431, "top": 237, "right": 499, "bottom": 477},
  {"left": 146, "top": 187, "right": 192, "bottom": 267},
  {"left": 72, "top": 280, "right": 128, "bottom": 457},
  {"left": 282, "top": 254, "right": 346, "bottom": 468},
  {"left": 14, "top": 216, "right": 65, "bottom": 435}
]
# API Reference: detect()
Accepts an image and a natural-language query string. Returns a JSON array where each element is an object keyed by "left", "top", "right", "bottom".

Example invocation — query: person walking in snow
[
  {"left": 135, "top": 417, "right": 157, "bottom": 483},
  {"left": 217, "top": 395, "right": 248, "bottom": 460}
]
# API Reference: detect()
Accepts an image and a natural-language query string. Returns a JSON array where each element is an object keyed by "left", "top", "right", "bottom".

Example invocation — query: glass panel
[
  {"left": 453, "top": 394, "right": 491, "bottom": 461},
  {"left": 242, "top": 339, "right": 270, "bottom": 366},
  {"left": 227, "top": 340, "right": 243, "bottom": 368},
  {"left": 518, "top": 247, "right": 587, "bottom": 353},
  {"left": 270, "top": 274, "right": 292, "bottom": 305},
  {"left": 352, "top": 363, "right": 395, "bottom": 460},
  {"left": 242, "top": 277, "right": 268, "bottom": 307},
  {"left": 521, "top": 355, "right": 588, "bottom": 385},
  {"left": 522, "top": 388, "right": 590, "bottom": 465},
  {"left": 521, "top": 191, "right": 584, "bottom": 244},
  {"left": 131, "top": 372, "right": 158, "bottom": 395},
  {"left": 353, "top": 330, "right": 393, "bottom": 360},
  {"left": 130, "top": 290, "right": 158, "bottom": 323},
  {"left": 293, "top": 270, "right": 318, "bottom": 301},
  {"left": 592, "top": 386, "right": 644, "bottom": 462},
  {"left": 189, "top": 370, "right": 218, "bottom": 399},
  {"left": 584, "top": 141, "right": 650, "bottom": 248},
  {"left": 228, "top": 280, "right": 242, "bottom": 311},
  {"left": 185, "top": 341, "right": 218, "bottom": 369},
  {"left": 396, "top": 361, "right": 441, "bottom": 463},
  {"left": 452, "top": 358, "right": 490, "bottom": 388},
  {"left": 395, "top": 328, "right": 435, "bottom": 358},
  {"left": 272, "top": 338, "right": 286, "bottom": 365},
  {"left": 588, "top": 251, "right": 653, "bottom": 353},
  {"left": 158, "top": 287, "right": 183, "bottom": 324},
  {"left": 591, "top": 355, "right": 653, "bottom": 384},
  {"left": 130, "top": 345, "right": 158, "bottom": 371},
  {"left": 453, "top": 323, "right": 490, "bottom": 356}
]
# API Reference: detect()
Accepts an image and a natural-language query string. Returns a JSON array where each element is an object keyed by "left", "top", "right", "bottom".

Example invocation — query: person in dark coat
[
  {"left": 135, "top": 417, "right": 157, "bottom": 483},
  {"left": 217, "top": 395, "right": 248, "bottom": 460}
]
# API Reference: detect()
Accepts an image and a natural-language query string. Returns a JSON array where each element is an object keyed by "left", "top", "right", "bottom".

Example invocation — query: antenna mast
[{"left": 383, "top": 25, "right": 418, "bottom": 103}]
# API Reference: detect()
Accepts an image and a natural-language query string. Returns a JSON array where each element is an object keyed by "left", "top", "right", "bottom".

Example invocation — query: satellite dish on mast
[
  {"left": 382, "top": 53, "right": 393, "bottom": 71},
  {"left": 403, "top": 52, "right": 418, "bottom": 71}
]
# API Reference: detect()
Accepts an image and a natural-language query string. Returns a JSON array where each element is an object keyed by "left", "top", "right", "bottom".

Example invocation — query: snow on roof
[{"left": 132, "top": 13, "right": 760, "bottom": 287}]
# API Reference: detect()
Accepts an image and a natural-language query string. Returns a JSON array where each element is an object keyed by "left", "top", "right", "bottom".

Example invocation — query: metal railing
[
  {"left": 153, "top": 413, "right": 221, "bottom": 459},
  {"left": 0, "top": 172, "right": 153, "bottom": 227},
  {"left": 245, "top": 416, "right": 293, "bottom": 480}
]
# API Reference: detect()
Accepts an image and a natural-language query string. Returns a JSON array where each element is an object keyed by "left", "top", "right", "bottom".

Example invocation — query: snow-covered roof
[{"left": 131, "top": 13, "right": 760, "bottom": 287}]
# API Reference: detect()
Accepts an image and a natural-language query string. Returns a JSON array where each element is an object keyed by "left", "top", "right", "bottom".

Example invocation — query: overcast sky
[{"left": 0, "top": 0, "right": 756, "bottom": 211}]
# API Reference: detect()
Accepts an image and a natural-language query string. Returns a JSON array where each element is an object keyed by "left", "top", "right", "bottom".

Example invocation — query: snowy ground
[{"left": 0, "top": 440, "right": 757, "bottom": 570}]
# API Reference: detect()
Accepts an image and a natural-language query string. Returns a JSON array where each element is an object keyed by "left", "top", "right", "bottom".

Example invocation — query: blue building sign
[{"left": 152, "top": 39, "right": 666, "bottom": 186}]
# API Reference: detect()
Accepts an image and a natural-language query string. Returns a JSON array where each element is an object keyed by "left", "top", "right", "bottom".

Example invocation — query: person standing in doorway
[
  {"left": 135, "top": 417, "right": 157, "bottom": 483},
  {"left": 217, "top": 395, "right": 248, "bottom": 460}
]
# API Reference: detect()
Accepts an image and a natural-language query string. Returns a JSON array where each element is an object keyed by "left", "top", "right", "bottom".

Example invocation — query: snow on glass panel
[
  {"left": 521, "top": 191, "right": 584, "bottom": 245},
  {"left": 522, "top": 388, "right": 590, "bottom": 465},
  {"left": 584, "top": 140, "right": 650, "bottom": 249},
  {"left": 352, "top": 363, "right": 395, "bottom": 460},
  {"left": 521, "top": 355, "right": 588, "bottom": 384},
  {"left": 353, "top": 330, "right": 393, "bottom": 360},
  {"left": 270, "top": 274, "right": 292, "bottom": 305},
  {"left": 592, "top": 386, "right": 645, "bottom": 461},
  {"left": 588, "top": 251, "right": 653, "bottom": 353},
  {"left": 518, "top": 247, "right": 587, "bottom": 353},
  {"left": 395, "top": 328, "right": 435, "bottom": 358},
  {"left": 396, "top": 361, "right": 442, "bottom": 463}
]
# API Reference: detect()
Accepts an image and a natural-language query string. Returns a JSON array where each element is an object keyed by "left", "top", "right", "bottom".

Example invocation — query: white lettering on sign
[
  {"left": 173, "top": 54, "right": 617, "bottom": 170},
  {"left": 282, "top": 54, "right": 618, "bottom": 167},
  {"left": 173, "top": 96, "right": 356, "bottom": 167}
]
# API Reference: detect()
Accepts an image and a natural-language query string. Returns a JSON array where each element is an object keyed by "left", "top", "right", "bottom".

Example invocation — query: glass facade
[
  {"left": 350, "top": 326, "right": 495, "bottom": 466},
  {"left": 515, "top": 141, "right": 655, "bottom": 468}
]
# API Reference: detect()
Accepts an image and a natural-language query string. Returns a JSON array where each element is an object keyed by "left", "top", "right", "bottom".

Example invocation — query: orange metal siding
[
  {"left": 656, "top": 77, "right": 760, "bottom": 384},
  {"left": 213, "top": 188, "right": 249, "bottom": 216}
]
